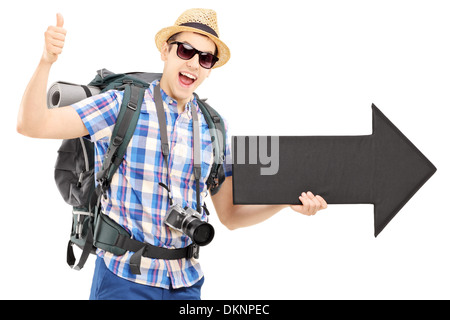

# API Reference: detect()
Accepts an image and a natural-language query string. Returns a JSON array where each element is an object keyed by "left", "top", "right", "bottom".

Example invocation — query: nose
[{"left": 186, "top": 53, "right": 200, "bottom": 70}]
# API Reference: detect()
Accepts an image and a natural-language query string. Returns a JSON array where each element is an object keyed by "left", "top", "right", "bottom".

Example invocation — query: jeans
[{"left": 89, "top": 256, "right": 204, "bottom": 300}]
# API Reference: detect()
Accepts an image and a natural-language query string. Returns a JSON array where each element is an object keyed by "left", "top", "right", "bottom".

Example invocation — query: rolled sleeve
[{"left": 70, "top": 90, "right": 123, "bottom": 142}]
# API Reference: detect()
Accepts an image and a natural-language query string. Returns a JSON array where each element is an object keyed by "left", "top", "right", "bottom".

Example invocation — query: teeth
[{"left": 181, "top": 72, "right": 197, "bottom": 80}]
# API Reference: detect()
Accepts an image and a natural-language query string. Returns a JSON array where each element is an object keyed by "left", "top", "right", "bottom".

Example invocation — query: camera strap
[{"left": 154, "top": 84, "right": 202, "bottom": 213}]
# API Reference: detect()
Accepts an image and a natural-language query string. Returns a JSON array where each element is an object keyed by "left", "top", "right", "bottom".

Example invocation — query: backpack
[{"left": 52, "top": 69, "right": 226, "bottom": 271}]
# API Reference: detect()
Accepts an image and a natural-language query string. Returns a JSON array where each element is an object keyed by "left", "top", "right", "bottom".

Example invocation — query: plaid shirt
[{"left": 71, "top": 80, "right": 232, "bottom": 289}]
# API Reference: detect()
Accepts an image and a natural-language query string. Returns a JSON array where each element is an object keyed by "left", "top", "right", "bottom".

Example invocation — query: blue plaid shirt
[{"left": 71, "top": 80, "right": 232, "bottom": 289}]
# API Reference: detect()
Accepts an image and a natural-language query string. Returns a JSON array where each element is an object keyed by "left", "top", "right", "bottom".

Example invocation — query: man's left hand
[{"left": 290, "top": 191, "right": 328, "bottom": 216}]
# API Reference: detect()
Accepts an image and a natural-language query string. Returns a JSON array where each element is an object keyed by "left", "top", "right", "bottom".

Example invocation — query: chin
[
  {"left": 172, "top": 88, "right": 194, "bottom": 102},
  {"left": 173, "top": 83, "right": 200, "bottom": 102}
]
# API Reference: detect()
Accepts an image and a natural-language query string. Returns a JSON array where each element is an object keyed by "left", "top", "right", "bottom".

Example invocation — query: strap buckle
[
  {"left": 96, "top": 176, "right": 110, "bottom": 200},
  {"left": 127, "top": 101, "right": 137, "bottom": 111},
  {"left": 112, "top": 136, "right": 124, "bottom": 146},
  {"left": 187, "top": 244, "right": 200, "bottom": 259},
  {"left": 161, "top": 143, "right": 170, "bottom": 157}
]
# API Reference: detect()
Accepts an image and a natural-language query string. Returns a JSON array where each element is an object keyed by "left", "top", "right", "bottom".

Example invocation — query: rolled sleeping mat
[{"left": 47, "top": 81, "right": 101, "bottom": 109}]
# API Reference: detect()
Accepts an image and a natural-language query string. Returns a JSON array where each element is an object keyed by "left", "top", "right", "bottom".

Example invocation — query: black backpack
[{"left": 51, "top": 69, "right": 226, "bottom": 271}]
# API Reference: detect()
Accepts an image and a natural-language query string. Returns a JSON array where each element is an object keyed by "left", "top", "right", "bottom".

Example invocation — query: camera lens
[
  {"left": 184, "top": 218, "right": 215, "bottom": 246},
  {"left": 193, "top": 223, "right": 215, "bottom": 246}
]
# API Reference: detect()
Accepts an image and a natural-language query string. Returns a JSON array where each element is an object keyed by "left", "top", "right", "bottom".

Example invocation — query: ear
[{"left": 161, "top": 42, "right": 169, "bottom": 62}]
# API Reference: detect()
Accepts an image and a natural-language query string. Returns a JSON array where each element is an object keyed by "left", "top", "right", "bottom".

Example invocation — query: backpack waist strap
[
  {"left": 94, "top": 212, "right": 199, "bottom": 275},
  {"left": 115, "top": 234, "right": 199, "bottom": 275}
]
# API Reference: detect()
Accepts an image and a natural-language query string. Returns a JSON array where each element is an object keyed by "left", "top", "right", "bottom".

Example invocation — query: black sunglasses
[{"left": 169, "top": 41, "right": 219, "bottom": 69}]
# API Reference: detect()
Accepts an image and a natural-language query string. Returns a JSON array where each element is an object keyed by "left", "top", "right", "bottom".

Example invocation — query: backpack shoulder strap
[
  {"left": 195, "top": 94, "right": 226, "bottom": 195},
  {"left": 96, "top": 82, "right": 147, "bottom": 196}
]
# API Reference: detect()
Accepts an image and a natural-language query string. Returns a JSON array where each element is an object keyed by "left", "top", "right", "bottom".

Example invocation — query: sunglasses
[{"left": 169, "top": 41, "right": 219, "bottom": 69}]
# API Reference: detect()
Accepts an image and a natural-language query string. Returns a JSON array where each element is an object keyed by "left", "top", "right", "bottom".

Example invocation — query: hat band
[{"left": 179, "top": 22, "right": 219, "bottom": 38}]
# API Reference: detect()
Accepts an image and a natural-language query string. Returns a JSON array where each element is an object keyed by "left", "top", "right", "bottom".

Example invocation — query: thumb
[{"left": 56, "top": 13, "right": 64, "bottom": 27}]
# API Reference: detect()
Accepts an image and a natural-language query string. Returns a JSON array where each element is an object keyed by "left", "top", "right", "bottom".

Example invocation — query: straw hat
[{"left": 155, "top": 8, "right": 230, "bottom": 68}]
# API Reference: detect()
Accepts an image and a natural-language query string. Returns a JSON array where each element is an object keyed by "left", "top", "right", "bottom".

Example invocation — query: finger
[
  {"left": 46, "top": 41, "right": 63, "bottom": 52},
  {"left": 300, "top": 193, "right": 313, "bottom": 215},
  {"left": 310, "top": 195, "right": 322, "bottom": 212},
  {"left": 56, "top": 13, "right": 64, "bottom": 28},
  {"left": 316, "top": 195, "right": 328, "bottom": 209},
  {"left": 44, "top": 33, "right": 64, "bottom": 53},
  {"left": 46, "top": 45, "right": 63, "bottom": 56},
  {"left": 306, "top": 191, "right": 327, "bottom": 212},
  {"left": 299, "top": 193, "right": 309, "bottom": 207},
  {"left": 306, "top": 191, "right": 316, "bottom": 199},
  {"left": 296, "top": 195, "right": 307, "bottom": 213},
  {"left": 47, "top": 29, "right": 66, "bottom": 41},
  {"left": 306, "top": 191, "right": 319, "bottom": 209},
  {"left": 49, "top": 38, "right": 65, "bottom": 48},
  {"left": 53, "top": 47, "right": 63, "bottom": 55},
  {"left": 50, "top": 26, "right": 67, "bottom": 35}
]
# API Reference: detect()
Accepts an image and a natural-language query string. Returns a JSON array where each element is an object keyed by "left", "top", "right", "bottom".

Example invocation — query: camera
[{"left": 165, "top": 204, "right": 215, "bottom": 246}]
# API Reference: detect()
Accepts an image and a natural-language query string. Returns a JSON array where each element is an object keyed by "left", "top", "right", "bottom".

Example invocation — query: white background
[{"left": 1, "top": 0, "right": 449, "bottom": 300}]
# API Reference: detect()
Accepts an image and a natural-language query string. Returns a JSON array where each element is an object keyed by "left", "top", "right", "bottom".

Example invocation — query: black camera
[{"left": 165, "top": 204, "right": 215, "bottom": 246}]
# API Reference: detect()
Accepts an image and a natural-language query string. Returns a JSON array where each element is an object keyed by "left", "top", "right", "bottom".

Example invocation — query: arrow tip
[{"left": 371, "top": 105, "right": 437, "bottom": 237}]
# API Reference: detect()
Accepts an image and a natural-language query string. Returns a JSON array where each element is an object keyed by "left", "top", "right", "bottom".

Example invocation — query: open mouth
[{"left": 179, "top": 72, "right": 197, "bottom": 87}]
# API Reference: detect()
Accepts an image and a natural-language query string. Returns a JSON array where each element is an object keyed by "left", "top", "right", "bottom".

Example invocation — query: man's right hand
[
  {"left": 18, "top": 12, "right": 88, "bottom": 139},
  {"left": 42, "top": 13, "right": 66, "bottom": 64}
]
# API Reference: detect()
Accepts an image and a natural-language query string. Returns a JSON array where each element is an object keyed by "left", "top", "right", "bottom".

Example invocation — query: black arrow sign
[{"left": 232, "top": 104, "right": 436, "bottom": 236}]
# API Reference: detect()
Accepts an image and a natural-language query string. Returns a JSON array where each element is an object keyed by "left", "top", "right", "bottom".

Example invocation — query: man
[{"left": 17, "top": 9, "right": 327, "bottom": 300}]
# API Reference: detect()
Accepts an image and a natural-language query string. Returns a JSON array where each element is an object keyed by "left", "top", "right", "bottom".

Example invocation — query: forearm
[
  {"left": 212, "top": 177, "right": 288, "bottom": 230},
  {"left": 221, "top": 203, "right": 288, "bottom": 230},
  {"left": 212, "top": 177, "right": 328, "bottom": 230},
  {"left": 18, "top": 14, "right": 67, "bottom": 138},
  {"left": 17, "top": 59, "right": 53, "bottom": 136}
]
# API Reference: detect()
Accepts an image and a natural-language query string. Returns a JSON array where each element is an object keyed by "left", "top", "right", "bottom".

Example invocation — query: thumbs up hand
[{"left": 42, "top": 13, "right": 67, "bottom": 64}]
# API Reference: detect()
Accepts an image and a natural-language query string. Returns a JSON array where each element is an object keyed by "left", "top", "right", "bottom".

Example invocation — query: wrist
[{"left": 40, "top": 52, "right": 56, "bottom": 66}]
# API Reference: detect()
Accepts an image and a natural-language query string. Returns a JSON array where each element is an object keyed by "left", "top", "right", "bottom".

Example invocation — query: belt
[{"left": 115, "top": 234, "right": 199, "bottom": 275}]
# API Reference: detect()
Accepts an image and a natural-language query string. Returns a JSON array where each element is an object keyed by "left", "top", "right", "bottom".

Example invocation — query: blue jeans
[{"left": 89, "top": 257, "right": 204, "bottom": 300}]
